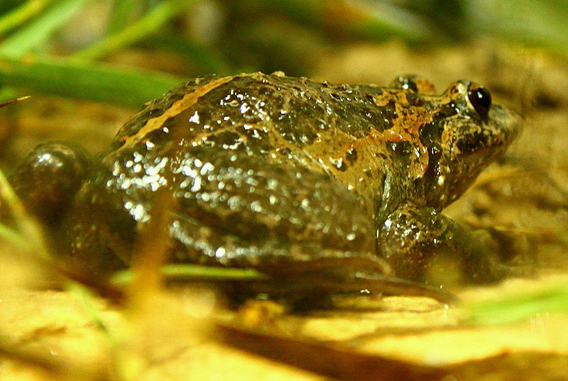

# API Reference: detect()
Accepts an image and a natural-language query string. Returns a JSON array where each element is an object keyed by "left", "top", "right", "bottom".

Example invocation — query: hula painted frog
[{"left": 8, "top": 72, "right": 521, "bottom": 302}]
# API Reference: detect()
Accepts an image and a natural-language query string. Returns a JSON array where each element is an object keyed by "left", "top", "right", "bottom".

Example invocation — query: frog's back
[
  {"left": 113, "top": 73, "right": 392, "bottom": 147},
  {"left": 109, "top": 73, "right": 395, "bottom": 178}
]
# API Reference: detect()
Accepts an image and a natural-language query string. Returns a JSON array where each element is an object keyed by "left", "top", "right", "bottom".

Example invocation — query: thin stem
[
  {"left": 0, "top": 0, "right": 53, "bottom": 36},
  {"left": 72, "top": 0, "right": 197, "bottom": 61},
  {"left": 108, "top": 0, "right": 140, "bottom": 34},
  {"left": 0, "top": 169, "right": 49, "bottom": 259},
  {"left": 0, "top": 0, "right": 90, "bottom": 57}
]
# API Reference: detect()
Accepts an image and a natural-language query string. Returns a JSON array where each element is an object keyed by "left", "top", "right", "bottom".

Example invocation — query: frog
[{"left": 7, "top": 72, "right": 521, "bottom": 304}]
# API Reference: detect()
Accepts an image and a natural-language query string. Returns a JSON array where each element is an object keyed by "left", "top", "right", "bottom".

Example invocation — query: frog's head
[{"left": 412, "top": 78, "right": 522, "bottom": 208}]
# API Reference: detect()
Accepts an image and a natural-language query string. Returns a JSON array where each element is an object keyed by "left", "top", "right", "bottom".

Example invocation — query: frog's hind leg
[
  {"left": 162, "top": 148, "right": 438, "bottom": 307},
  {"left": 165, "top": 147, "right": 378, "bottom": 268},
  {"left": 218, "top": 261, "right": 457, "bottom": 310},
  {"left": 266, "top": 257, "right": 457, "bottom": 304}
]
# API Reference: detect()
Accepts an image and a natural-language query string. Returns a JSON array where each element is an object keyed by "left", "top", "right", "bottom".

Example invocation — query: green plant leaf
[
  {"left": 463, "top": 281, "right": 568, "bottom": 325},
  {"left": 0, "top": 0, "right": 91, "bottom": 57},
  {"left": 144, "top": 33, "right": 233, "bottom": 74},
  {"left": 111, "top": 264, "right": 267, "bottom": 285},
  {"left": 257, "top": 0, "right": 437, "bottom": 42},
  {"left": 72, "top": 0, "right": 198, "bottom": 61},
  {"left": 0, "top": 0, "right": 54, "bottom": 36},
  {"left": 107, "top": 0, "right": 140, "bottom": 34},
  {"left": 466, "top": 0, "right": 568, "bottom": 56},
  {"left": 0, "top": 56, "right": 184, "bottom": 106}
]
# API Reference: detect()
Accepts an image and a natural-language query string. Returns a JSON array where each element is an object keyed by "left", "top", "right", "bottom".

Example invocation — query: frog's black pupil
[{"left": 468, "top": 86, "right": 492, "bottom": 117}]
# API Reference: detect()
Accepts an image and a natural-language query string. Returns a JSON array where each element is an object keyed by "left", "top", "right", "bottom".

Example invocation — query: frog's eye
[
  {"left": 467, "top": 84, "right": 492, "bottom": 118},
  {"left": 397, "top": 77, "right": 419, "bottom": 92},
  {"left": 390, "top": 75, "right": 436, "bottom": 94}
]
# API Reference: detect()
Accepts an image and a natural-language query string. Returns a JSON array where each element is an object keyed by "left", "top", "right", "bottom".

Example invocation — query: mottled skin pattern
[{"left": 10, "top": 72, "right": 521, "bottom": 296}]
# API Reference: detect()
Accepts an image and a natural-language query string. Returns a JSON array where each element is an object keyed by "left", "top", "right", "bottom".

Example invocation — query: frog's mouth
[
  {"left": 447, "top": 104, "right": 522, "bottom": 160},
  {"left": 435, "top": 103, "right": 522, "bottom": 202}
]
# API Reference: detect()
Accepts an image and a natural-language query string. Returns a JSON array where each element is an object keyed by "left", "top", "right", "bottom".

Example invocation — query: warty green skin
[{"left": 11, "top": 72, "right": 521, "bottom": 294}]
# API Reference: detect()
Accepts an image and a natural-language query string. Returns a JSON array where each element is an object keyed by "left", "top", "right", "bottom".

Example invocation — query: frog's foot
[
  {"left": 260, "top": 257, "right": 455, "bottom": 304},
  {"left": 379, "top": 203, "right": 519, "bottom": 287},
  {"left": 220, "top": 269, "right": 456, "bottom": 311}
]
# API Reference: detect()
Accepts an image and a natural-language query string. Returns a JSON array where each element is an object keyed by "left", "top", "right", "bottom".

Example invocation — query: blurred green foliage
[
  {"left": 463, "top": 280, "right": 568, "bottom": 325},
  {"left": 0, "top": 0, "right": 565, "bottom": 105}
]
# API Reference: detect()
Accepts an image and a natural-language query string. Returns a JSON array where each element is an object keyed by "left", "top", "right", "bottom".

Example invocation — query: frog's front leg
[{"left": 378, "top": 203, "right": 507, "bottom": 286}]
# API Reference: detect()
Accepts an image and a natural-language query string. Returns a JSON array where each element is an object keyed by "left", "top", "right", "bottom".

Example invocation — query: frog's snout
[{"left": 488, "top": 103, "right": 523, "bottom": 145}]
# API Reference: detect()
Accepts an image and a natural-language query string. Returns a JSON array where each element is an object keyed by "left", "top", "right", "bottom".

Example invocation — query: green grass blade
[
  {"left": 144, "top": 33, "right": 233, "bottom": 74},
  {"left": 0, "top": 168, "right": 49, "bottom": 258},
  {"left": 0, "top": 0, "right": 54, "bottom": 36},
  {"left": 258, "top": 0, "right": 436, "bottom": 42},
  {"left": 463, "top": 282, "right": 568, "bottom": 325},
  {"left": 0, "top": 224, "right": 33, "bottom": 252},
  {"left": 348, "top": 2, "right": 436, "bottom": 41},
  {"left": 72, "top": 0, "right": 197, "bottom": 61},
  {"left": 107, "top": 0, "right": 140, "bottom": 34},
  {"left": 0, "top": 56, "right": 184, "bottom": 106},
  {"left": 467, "top": 0, "right": 568, "bottom": 56},
  {"left": 0, "top": 87, "right": 20, "bottom": 103},
  {"left": 0, "top": 0, "right": 91, "bottom": 57},
  {"left": 111, "top": 264, "right": 267, "bottom": 285}
]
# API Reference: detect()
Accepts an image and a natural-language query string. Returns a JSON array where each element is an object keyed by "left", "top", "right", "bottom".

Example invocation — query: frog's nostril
[{"left": 467, "top": 84, "right": 492, "bottom": 118}]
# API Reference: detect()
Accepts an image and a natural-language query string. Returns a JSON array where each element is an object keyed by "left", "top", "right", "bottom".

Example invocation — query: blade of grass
[
  {"left": 125, "top": 189, "right": 173, "bottom": 315},
  {"left": 0, "top": 0, "right": 91, "bottom": 57},
  {"left": 463, "top": 281, "right": 568, "bottom": 325},
  {"left": 0, "top": 168, "right": 48, "bottom": 258},
  {"left": 347, "top": 1, "right": 436, "bottom": 42},
  {"left": 215, "top": 323, "right": 447, "bottom": 381},
  {"left": 0, "top": 95, "right": 30, "bottom": 108},
  {"left": 467, "top": 0, "right": 568, "bottom": 56},
  {"left": 108, "top": 0, "right": 140, "bottom": 34},
  {"left": 145, "top": 33, "right": 233, "bottom": 74},
  {"left": 0, "top": 87, "right": 19, "bottom": 103},
  {"left": 258, "top": 0, "right": 436, "bottom": 42},
  {"left": 111, "top": 264, "right": 267, "bottom": 286},
  {"left": 0, "top": 56, "right": 184, "bottom": 106},
  {"left": 0, "top": 339, "right": 64, "bottom": 376},
  {"left": 72, "top": 0, "right": 198, "bottom": 61},
  {"left": 0, "top": 224, "right": 34, "bottom": 251},
  {"left": 0, "top": 0, "right": 54, "bottom": 36}
]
